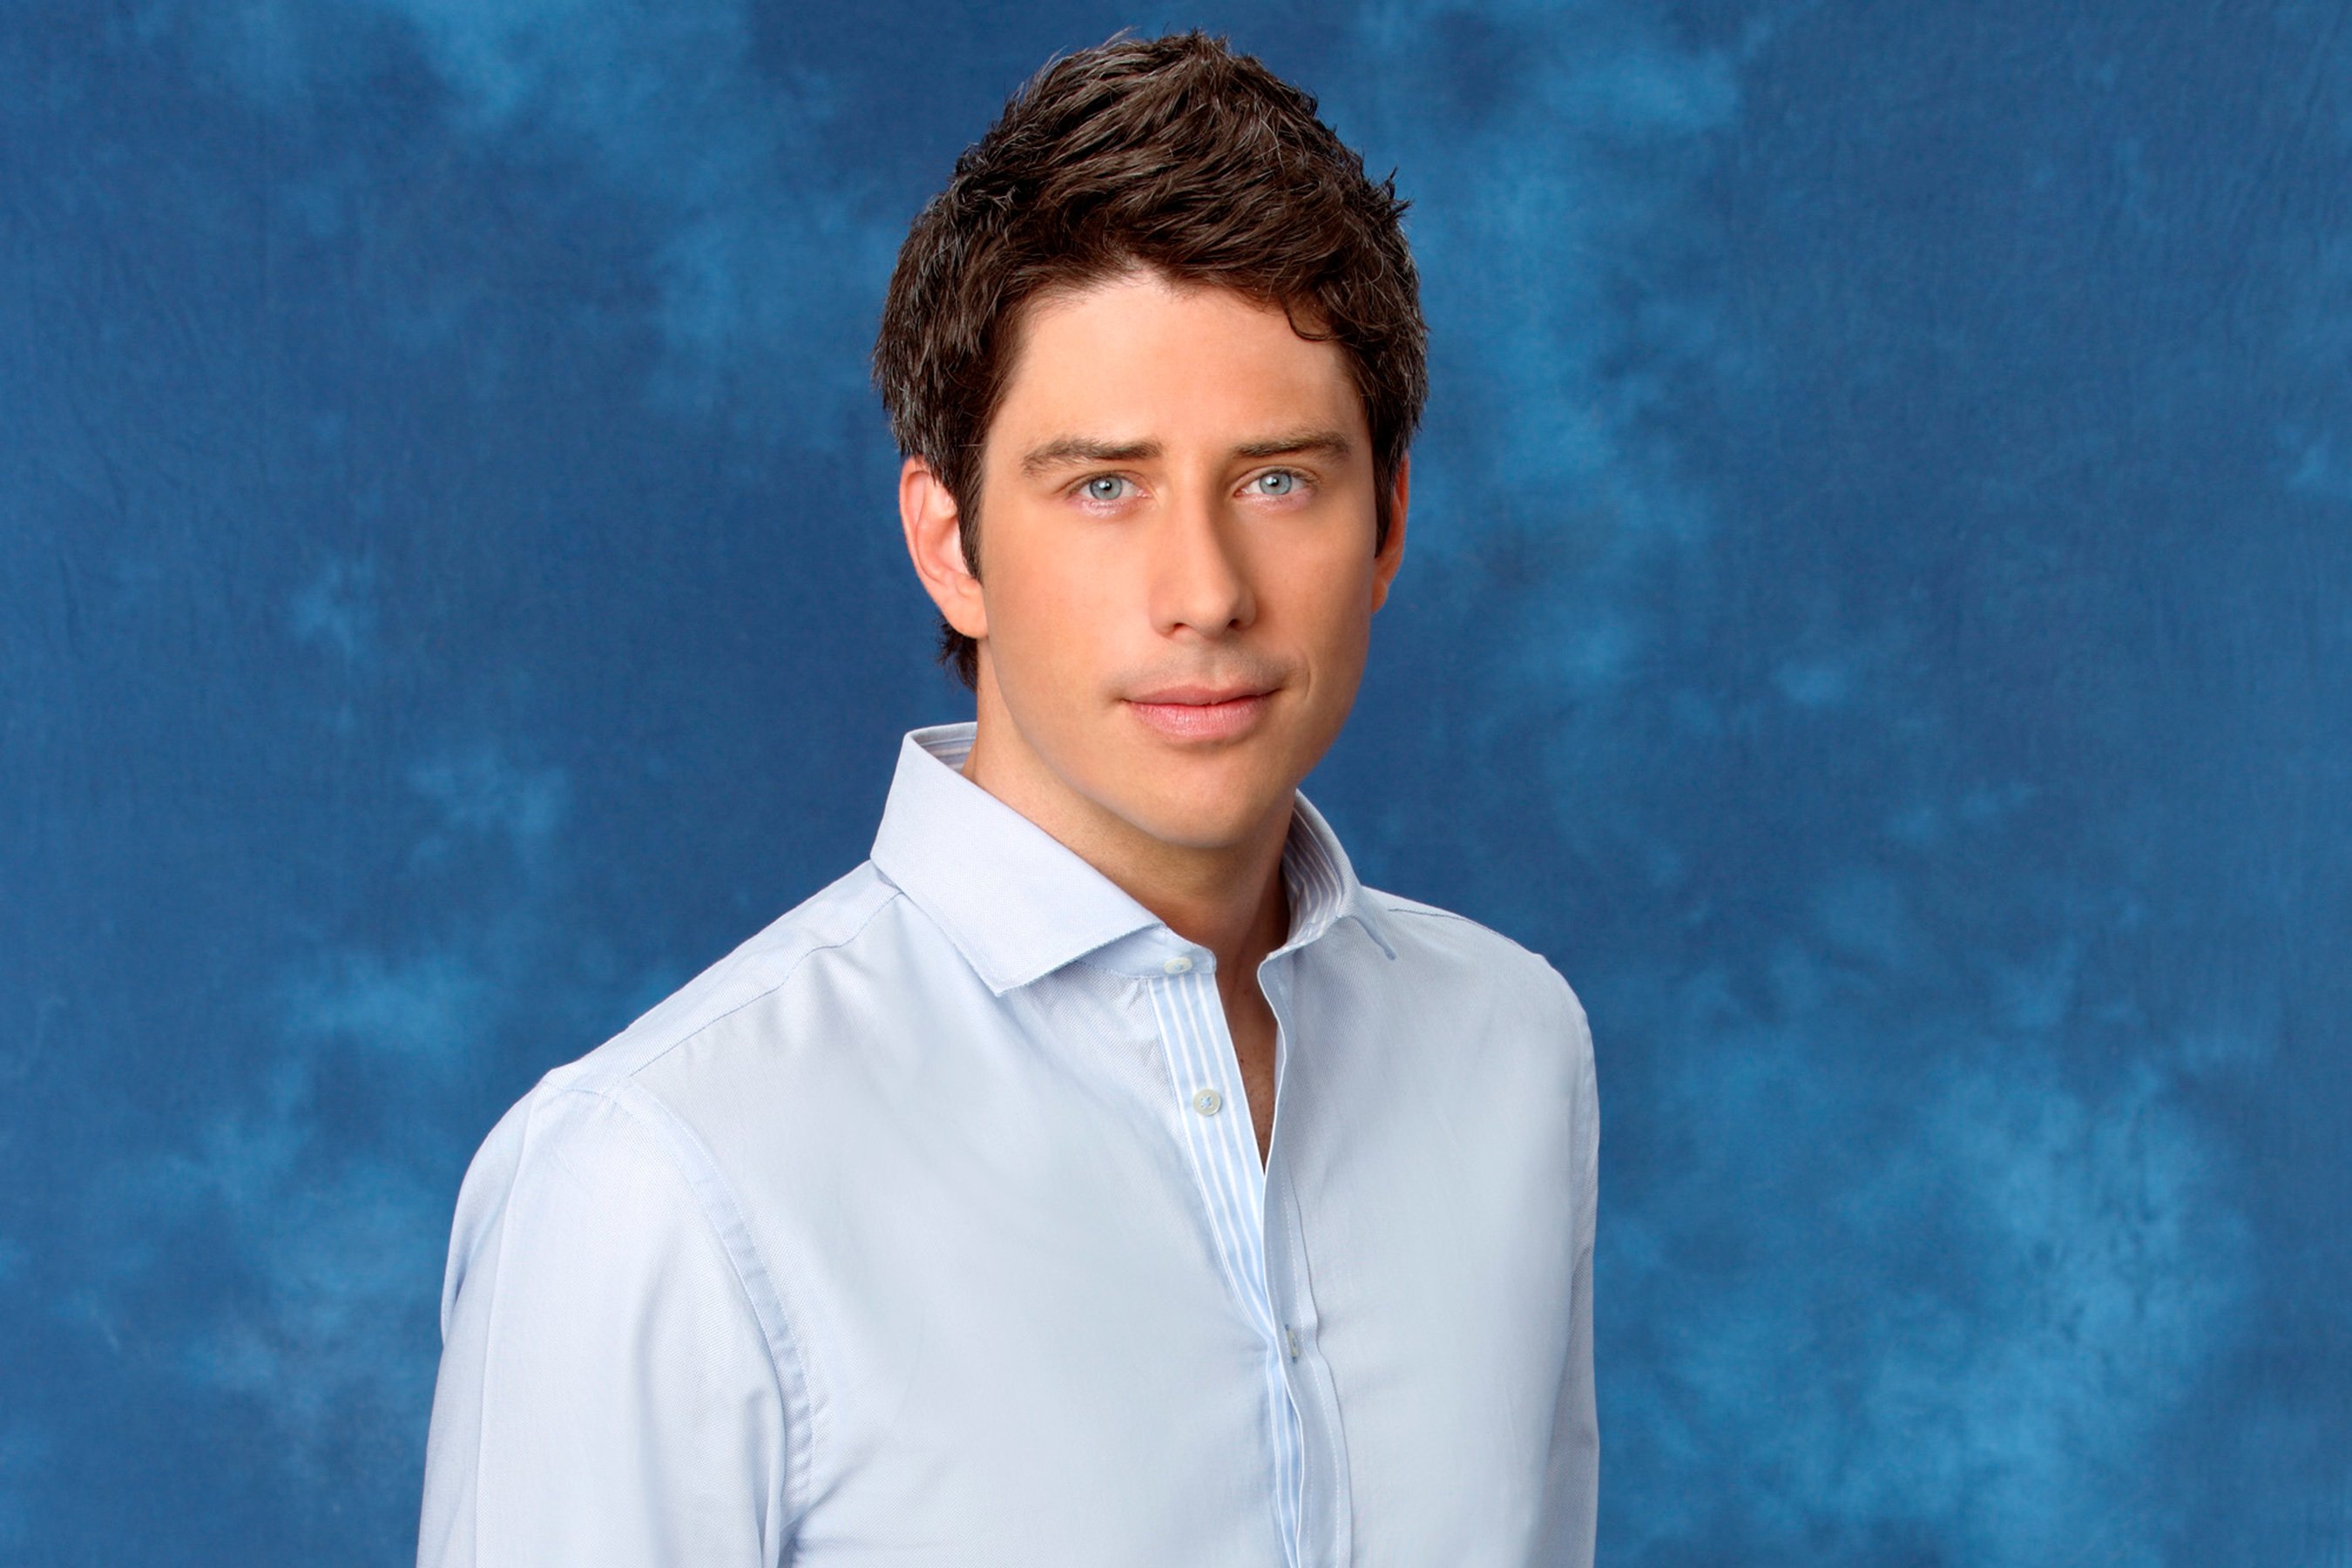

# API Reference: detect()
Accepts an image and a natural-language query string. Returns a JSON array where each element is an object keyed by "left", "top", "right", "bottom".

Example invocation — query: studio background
[{"left": 4, "top": 1, "right": 2348, "bottom": 1562}]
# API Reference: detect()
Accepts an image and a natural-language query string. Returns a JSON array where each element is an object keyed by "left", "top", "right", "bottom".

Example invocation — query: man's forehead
[
  {"left": 1009, "top": 274, "right": 1348, "bottom": 377},
  {"left": 980, "top": 271, "right": 1370, "bottom": 473}
]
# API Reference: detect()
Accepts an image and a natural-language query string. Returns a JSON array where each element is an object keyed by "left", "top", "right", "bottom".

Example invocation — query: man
[{"left": 417, "top": 31, "right": 1598, "bottom": 1568}]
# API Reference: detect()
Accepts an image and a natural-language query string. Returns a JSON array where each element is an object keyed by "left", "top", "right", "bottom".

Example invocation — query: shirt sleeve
[
  {"left": 1536, "top": 980, "right": 1601, "bottom": 1566},
  {"left": 416, "top": 1081, "right": 792, "bottom": 1568}
]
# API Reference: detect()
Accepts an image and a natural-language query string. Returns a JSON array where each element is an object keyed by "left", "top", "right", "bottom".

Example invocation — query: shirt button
[
  {"left": 1192, "top": 1088, "right": 1223, "bottom": 1116},
  {"left": 1163, "top": 955, "right": 1193, "bottom": 975},
  {"left": 1286, "top": 1327, "right": 1301, "bottom": 1360}
]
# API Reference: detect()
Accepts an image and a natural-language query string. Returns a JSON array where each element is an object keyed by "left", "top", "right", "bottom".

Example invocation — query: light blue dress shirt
[{"left": 418, "top": 722, "right": 1598, "bottom": 1567}]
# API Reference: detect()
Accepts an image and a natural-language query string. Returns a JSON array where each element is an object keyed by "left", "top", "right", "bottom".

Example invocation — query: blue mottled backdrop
[{"left": 4, "top": 0, "right": 2348, "bottom": 1562}]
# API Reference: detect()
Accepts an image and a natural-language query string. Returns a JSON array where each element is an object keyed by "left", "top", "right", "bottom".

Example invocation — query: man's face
[{"left": 910, "top": 269, "right": 1407, "bottom": 856}]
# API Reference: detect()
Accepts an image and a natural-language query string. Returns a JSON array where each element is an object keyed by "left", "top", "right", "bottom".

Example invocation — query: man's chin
[{"left": 1094, "top": 768, "right": 1298, "bottom": 855}]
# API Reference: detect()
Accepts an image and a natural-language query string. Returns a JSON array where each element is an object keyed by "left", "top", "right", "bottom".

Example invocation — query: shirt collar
[{"left": 869, "top": 721, "right": 1395, "bottom": 996}]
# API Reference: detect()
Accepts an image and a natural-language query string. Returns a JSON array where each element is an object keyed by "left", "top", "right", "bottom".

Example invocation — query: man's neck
[{"left": 959, "top": 708, "right": 1294, "bottom": 994}]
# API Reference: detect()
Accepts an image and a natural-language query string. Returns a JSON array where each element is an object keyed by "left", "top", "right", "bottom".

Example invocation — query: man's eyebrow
[
  {"left": 1018, "top": 437, "right": 1162, "bottom": 477},
  {"left": 1231, "top": 429, "right": 1355, "bottom": 462},
  {"left": 1017, "top": 429, "right": 1356, "bottom": 477}
]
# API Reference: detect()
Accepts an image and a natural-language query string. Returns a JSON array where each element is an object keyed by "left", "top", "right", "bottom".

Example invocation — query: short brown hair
[{"left": 872, "top": 30, "right": 1428, "bottom": 689}]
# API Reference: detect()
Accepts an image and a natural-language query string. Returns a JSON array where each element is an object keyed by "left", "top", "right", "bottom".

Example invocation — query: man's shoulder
[
  {"left": 540, "top": 859, "right": 907, "bottom": 1100},
  {"left": 1359, "top": 888, "right": 1598, "bottom": 1157},
  {"left": 1359, "top": 885, "right": 1590, "bottom": 1033},
  {"left": 433, "top": 868, "right": 912, "bottom": 1334}
]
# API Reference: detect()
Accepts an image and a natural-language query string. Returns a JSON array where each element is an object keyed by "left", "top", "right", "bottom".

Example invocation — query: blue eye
[
  {"left": 1084, "top": 476, "right": 1126, "bottom": 502},
  {"left": 1254, "top": 470, "right": 1298, "bottom": 497}
]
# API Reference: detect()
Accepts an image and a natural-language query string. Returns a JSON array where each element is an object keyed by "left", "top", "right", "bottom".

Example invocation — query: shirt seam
[
  {"left": 602, "top": 1079, "right": 819, "bottom": 1554},
  {"left": 456, "top": 1114, "right": 525, "bottom": 1565},
  {"left": 566, "top": 885, "right": 902, "bottom": 1545},
  {"left": 1370, "top": 901, "right": 1470, "bottom": 922},
  {"left": 608, "top": 877, "right": 902, "bottom": 1085}
]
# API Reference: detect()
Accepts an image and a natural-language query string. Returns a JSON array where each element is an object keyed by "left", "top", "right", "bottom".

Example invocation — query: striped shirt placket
[{"left": 1146, "top": 962, "right": 1307, "bottom": 1568}]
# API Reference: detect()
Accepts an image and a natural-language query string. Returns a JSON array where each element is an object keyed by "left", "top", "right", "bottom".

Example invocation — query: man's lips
[
  {"left": 1128, "top": 683, "right": 1271, "bottom": 705},
  {"left": 1123, "top": 685, "right": 1276, "bottom": 742}
]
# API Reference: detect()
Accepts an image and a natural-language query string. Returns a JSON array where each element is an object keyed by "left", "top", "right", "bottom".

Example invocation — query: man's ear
[
  {"left": 899, "top": 456, "right": 988, "bottom": 640},
  {"left": 1370, "top": 450, "right": 1409, "bottom": 612}
]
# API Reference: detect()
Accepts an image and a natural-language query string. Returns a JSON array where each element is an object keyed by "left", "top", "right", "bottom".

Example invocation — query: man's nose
[{"left": 1148, "top": 489, "right": 1256, "bottom": 637}]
